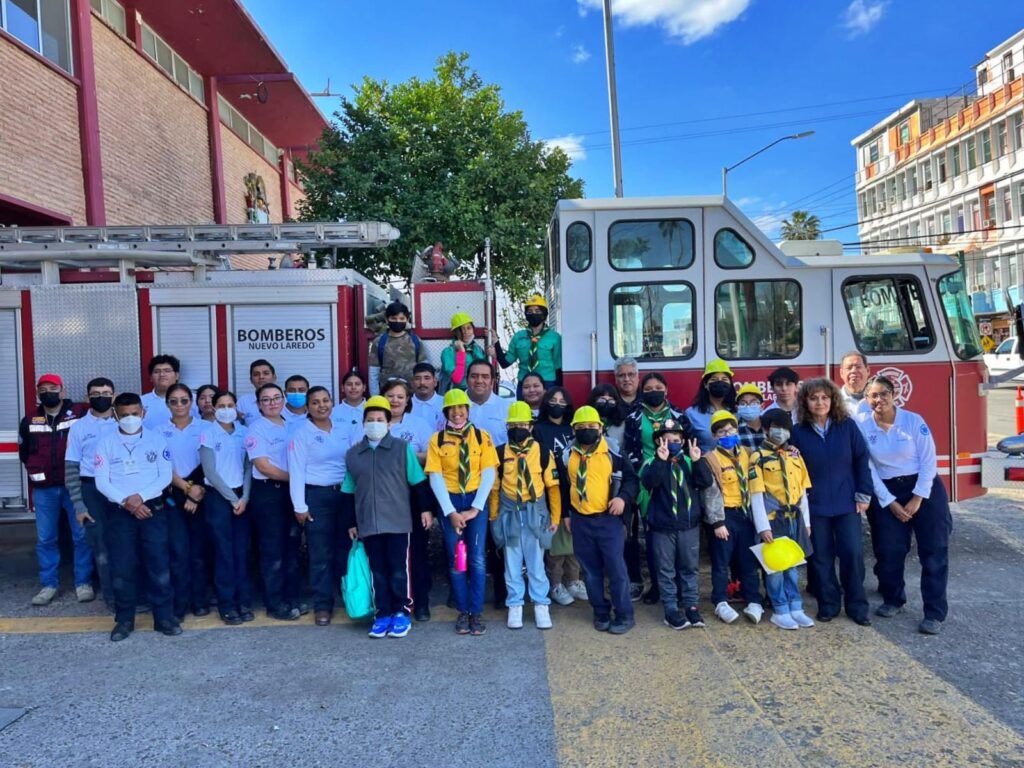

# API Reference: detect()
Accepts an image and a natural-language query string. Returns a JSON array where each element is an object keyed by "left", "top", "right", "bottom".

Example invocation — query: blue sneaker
[
  {"left": 387, "top": 612, "right": 411, "bottom": 638},
  {"left": 368, "top": 616, "right": 391, "bottom": 638}
]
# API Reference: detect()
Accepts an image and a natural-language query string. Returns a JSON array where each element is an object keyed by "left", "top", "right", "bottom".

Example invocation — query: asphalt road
[{"left": 988, "top": 384, "right": 1018, "bottom": 444}]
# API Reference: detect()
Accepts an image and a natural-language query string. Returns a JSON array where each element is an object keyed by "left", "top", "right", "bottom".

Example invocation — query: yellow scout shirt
[
  {"left": 488, "top": 440, "right": 562, "bottom": 526},
  {"left": 749, "top": 448, "right": 812, "bottom": 514},
  {"left": 712, "top": 446, "right": 765, "bottom": 510},
  {"left": 424, "top": 426, "right": 499, "bottom": 494},
  {"left": 566, "top": 439, "right": 616, "bottom": 515}
]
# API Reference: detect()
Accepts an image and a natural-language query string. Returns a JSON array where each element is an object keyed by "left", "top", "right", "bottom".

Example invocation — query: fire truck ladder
[{"left": 0, "top": 221, "right": 400, "bottom": 282}]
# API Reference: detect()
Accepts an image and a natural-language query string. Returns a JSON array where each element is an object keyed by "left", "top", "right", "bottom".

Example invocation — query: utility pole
[{"left": 602, "top": 0, "right": 624, "bottom": 198}]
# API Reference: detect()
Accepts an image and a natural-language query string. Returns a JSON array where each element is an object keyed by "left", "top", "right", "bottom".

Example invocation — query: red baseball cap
[{"left": 37, "top": 374, "right": 63, "bottom": 388}]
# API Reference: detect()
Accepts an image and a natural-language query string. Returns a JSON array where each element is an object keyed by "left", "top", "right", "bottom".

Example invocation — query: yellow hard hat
[
  {"left": 524, "top": 293, "right": 548, "bottom": 310},
  {"left": 763, "top": 538, "right": 806, "bottom": 572},
  {"left": 506, "top": 401, "right": 533, "bottom": 424},
  {"left": 450, "top": 312, "right": 474, "bottom": 331},
  {"left": 703, "top": 358, "right": 734, "bottom": 379},
  {"left": 736, "top": 383, "right": 763, "bottom": 401},
  {"left": 442, "top": 389, "right": 471, "bottom": 410},
  {"left": 571, "top": 405, "right": 601, "bottom": 426},
  {"left": 710, "top": 409, "right": 737, "bottom": 430},
  {"left": 364, "top": 395, "right": 392, "bottom": 414}
]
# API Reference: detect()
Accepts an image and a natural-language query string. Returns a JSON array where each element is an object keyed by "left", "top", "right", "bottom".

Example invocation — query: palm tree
[{"left": 780, "top": 210, "right": 821, "bottom": 240}]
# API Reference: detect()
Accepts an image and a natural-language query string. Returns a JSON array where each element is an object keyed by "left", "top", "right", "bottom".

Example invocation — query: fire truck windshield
[{"left": 938, "top": 271, "right": 984, "bottom": 360}]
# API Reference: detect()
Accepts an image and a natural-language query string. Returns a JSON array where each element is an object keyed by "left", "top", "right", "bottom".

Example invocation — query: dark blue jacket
[
  {"left": 789, "top": 418, "right": 872, "bottom": 518},
  {"left": 640, "top": 454, "right": 713, "bottom": 532}
]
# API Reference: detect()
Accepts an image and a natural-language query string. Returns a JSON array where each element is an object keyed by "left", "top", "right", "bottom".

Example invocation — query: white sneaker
[
  {"left": 790, "top": 610, "right": 815, "bottom": 628},
  {"left": 770, "top": 612, "right": 799, "bottom": 630},
  {"left": 551, "top": 584, "right": 574, "bottom": 606},
  {"left": 507, "top": 605, "right": 523, "bottom": 629},
  {"left": 567, "top": 580, "right": 589, "bottom": 601},
  {"left": 743, "top": 603, "right": 764, "bottom": 624},
  {"left": 534, "top": 604, "right": 553, "bottom": 629},
  {"left": 75, "top": 584, "right": 95, "bottom": 603},
  {"left": 31, "top": 586, "right": 57, "bottom": 606},
  {"left": 715, "top": 601, "right": 739, "bottom": 624}
]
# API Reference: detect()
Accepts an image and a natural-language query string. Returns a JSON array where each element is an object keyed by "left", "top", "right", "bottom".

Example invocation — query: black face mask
[
  {"left": 525, "top": 311, "right": 546, "bottom": 328},
  {"left": 39, "top": 392, "right": 61, "bottom": 408},
  {"left": 508, "top": 426, "right": 531, "bottom": 445},
  {"left": 641, "top": 390, "right": 666, "bottom": 408},
  {"left": 547, "top": 404, "right": 566, "bottom": 419},
  {"left": 89, "top": 396, "right": 113, "bottom": 413},
  {"left": 575, "top": 428, "right": 600, "bottom": 446},
  {"left": 388, "top": 321, "right": 407, "bottom": 333},
  {"left": 595, "top": 401, "right": 618, "bottom": 419},
  {"left": 707, "top": 381, "right": 732, "bottom": 399}
]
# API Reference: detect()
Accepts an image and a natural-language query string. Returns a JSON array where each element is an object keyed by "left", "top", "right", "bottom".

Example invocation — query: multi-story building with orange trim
[{"left": 852, "top": 30, "right": 1024, "bottom": 338}]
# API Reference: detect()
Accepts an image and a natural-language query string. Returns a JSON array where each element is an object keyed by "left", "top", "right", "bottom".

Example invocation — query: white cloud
[
  {"left": 555, "top": 25, "right": 566, "bottom": 38},
  {"left": 543, "top": 134, "right": 587, "bottom": 161},
  {"left": 752, "top": 210, "right": 787, "bottom": 238},
  {"left": 733, "top": 196, "right": 761, "bottom": 208},
  {"left": 571, "top": 43, "right": 591, "bottom": 63},
  {"left": 842, "top": 0, "right": 886, "bottom": 38},
  {"left": 576, "top": 0, "right": 750, "bottom": 45}
]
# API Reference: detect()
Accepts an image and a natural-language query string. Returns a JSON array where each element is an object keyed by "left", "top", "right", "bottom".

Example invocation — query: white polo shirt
[
  {"left": 411, "top": 392, "right": 445, "bottom": 432},
  {"left": 245, "top": 417, "right": 290, "bottom": 480},
  {"left": 156, "top": 417, "right": 205, "bottom": 478},
  {"left": 94, "top": 427, "right": 172, "bottom": 504},
  {"left": 855, "top": 407, "right": 937, "bottom": 507},
  {"left": 66, "top": 411, "right": 117, "bottom": 478},
  {"left": 199, "top": 422, "right": 249, "bottom": 490},
  {"left": 142, "top": 391, "right": 198, "bottom": 429},
  {"left": 287, "top": 420, "right": 352, "bottom": 513},
  {"left": 469, "top": 392, "right": 510, "bottom": 447}
]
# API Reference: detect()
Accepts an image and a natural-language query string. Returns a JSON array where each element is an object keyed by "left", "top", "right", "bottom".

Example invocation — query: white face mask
[
  {"left": 364, "top": 421, "right": 389, "bottom": 441},
  {"left": 118, "top": 414, "right": 143, "bottom": 434},
  {"left": 215, "top": 407, "right": 237, "bottom": 424}
]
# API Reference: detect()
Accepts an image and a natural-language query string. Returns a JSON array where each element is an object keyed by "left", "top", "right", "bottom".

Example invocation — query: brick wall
[
  {"left": 92, "top": 18, "right": 213, "bottom": 225},
  {"left": 220, "top": 124, "right": 284, "bottom": 224},
  {"left": 0, "top": 39, "right": 87, "bottom": 223},
  {"left": 289, "top": 184, "right": 306, "bottom": 219}
]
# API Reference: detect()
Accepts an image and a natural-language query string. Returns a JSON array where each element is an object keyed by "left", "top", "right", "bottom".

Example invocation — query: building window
[
  {"left": 956, "top": 206, "right": 965, "bottom": 233},
  {"left": 908, "top": 167, "right": 917, "bottom": 196},
  {"left": 1018, "top": 184, "right": 1024, "bottom": 220},
  {"left": 981, "top": 192, "right": 995, "bottom": 227},
  {"left": 923, "top": 160, "right": 933, "bottom": 189},
  {"left": 941, "top": 211, "right": 952, "bottom": 235},
  {"left": 608, "top": 219, "right": 694, "bottom": 271},
  {"left": 2, "top": 0, "right": 73, "bottom": 73},
  {"left": 217, "top": 94, "right": 280, "bottom": 168},
  {"left": 981, "top": 129, "right": 992, "bottom": 164},
  {"left": 90, "top": 0, "right": 125, "bottom": 36},
  {"left": 566, "top": 221, "right": 592, "bottom": 272},
  {"left": 868, "top": 140, "right": 880, "bottom": 163},
  {"left": 937, "top": 152, "right": 947, "bottom": 182},
  {"left": 899, "top": 120, "right": 910, "bottom": 145},
  {"left": 140, "top": 22, "right": 205, "bottom": 105},
  {"left": 966, "top": 137, "right": 977, "bottom": 171},
  {"left": 1004, "top": 188, "right": 1013, "bottom": 222},
  {"left": 951, "top": 145, "right": 961, "bottom": 176},
  {"left": 978, "top": 69, "right": 988, "bottom": 88},
  {"left": 997, "top": 121, "right": 1009, "bottom": 156},
  {"left": 1005, "top": 51, "right": 1016, "bottom": 83},
  {"left": 1010, "top": 256, "right": 1019, "bottom": 289},
  {"left": 842, "top": 276, "right": 935, "bottom": 354},
  {"left": 715, "top": 280, "right": 801, "bottom": 359},
  {"left": 1013, "top": 113, "right": 1024, "bottom": 151},
  {"left": 610, "top": 282, "right": 695, "bottom": 360}
]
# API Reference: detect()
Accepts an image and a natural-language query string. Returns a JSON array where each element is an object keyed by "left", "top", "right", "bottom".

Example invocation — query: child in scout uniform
[
  {"left": 750, "top": 409, "right": 815, "bottom": 630},
  {"left": 491, "top": 294, "right": 562, "bottom": 391},
  {"left": 488, "top": 402, "right": 562, "bottom": 630},
  {"left": 702, "top": 410, "right": 766, "bottom": 625},
  {"left": 640, "top": 419, "right": 717, "bottom": 630},
  {"left": 562, "top": 406, "right": 639, "bottom": 635}
]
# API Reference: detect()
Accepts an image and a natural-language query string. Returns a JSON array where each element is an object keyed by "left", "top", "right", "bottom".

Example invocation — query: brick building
[{"left": 0, "top": 0, "right": 325, "bottom": 229}]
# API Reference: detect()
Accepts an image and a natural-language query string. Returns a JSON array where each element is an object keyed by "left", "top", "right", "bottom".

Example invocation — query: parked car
[{"left": 984, "top": 337, "right": 1024, "bottom": 381}]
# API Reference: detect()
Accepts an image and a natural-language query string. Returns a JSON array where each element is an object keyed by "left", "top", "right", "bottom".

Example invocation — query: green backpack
[{"left": 342, "top": 540, "right": 374, "bottom": 620}]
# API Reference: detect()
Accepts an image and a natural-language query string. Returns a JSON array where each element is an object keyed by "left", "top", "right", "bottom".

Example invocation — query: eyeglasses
[
  {"left": 167, "top": 399, "right": 191, "bottom": 406},
  {"left": 259, "top": 395, "right": 284, "bottom": 405}
]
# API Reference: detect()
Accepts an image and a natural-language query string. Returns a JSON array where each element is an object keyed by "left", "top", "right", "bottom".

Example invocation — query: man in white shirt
[
  {"left": 94, "top": 392, "right": 178, "bottom": 642},
  {"left": 237, "top": 359, "right": 277, "bottom": 424},
  {"left": 282, "top": 374, "right": 310, "bottom": 424},
  {"left": 839, "top": 352, "right": 871, "bottom": 416},
  {"left": 466, "top": 360, "right": 510, "bottom": 447},
  {"left": 142, "top": 355, "right": 198, "bottom": 428},
  {"left": 411, "top": 362, "right": 445, "bottom": 431}
]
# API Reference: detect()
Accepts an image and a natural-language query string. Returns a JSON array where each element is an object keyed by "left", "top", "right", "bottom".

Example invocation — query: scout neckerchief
[
  {"left": 572, "top": 441, "right": 598, "bottom": 503},
  {"left": 527, "top": 326, "right": 545, "bottom": 372},
  {"left": 642, "top": 402, "right": 671, "bottom": 434},
  {"left": 671, "top": 455, "right": 692, "bottom": 516},
  {"left": 446, "top": 422, "right": 473, "bottom": 493},
  {"left": 509, "top": 438, "right": 538, "bottom": 503},
  {"left": 716, "top": 446, "right": 750, "bottom": 512}
]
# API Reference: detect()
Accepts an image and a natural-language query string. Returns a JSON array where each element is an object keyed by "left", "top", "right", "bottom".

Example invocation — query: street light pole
[
  {"left": 602, "top": 0, "right": 624, "bottom": 198},
  {"left": 722, "top": 131, "right": 815, "bottom": 198}
]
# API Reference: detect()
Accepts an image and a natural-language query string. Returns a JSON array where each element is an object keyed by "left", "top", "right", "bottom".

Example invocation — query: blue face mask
[
  {"left": 736, "top": 404, "right": 761, "bottom": 422},
  {"left": 667, "top": 442, "right": 683, "bottom": 456},
  {"left": 717, "top": 433, "right": 740, "bottom": 450},
  {"left": 285, "top": 393, "right": 307, "bottom": 408}
]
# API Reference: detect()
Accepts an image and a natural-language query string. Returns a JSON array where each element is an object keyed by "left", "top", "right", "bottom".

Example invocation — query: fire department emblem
[
  {"left": 146, "top": 451, "right": 158, "bottom": 463},
  {"left": 874, "top": 367, "right": 912, "bottom": 408}
]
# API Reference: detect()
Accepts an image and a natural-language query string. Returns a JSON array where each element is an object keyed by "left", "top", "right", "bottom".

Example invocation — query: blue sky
[{"left": 246, "top": 0, "right": 1024, "bottom": 241}]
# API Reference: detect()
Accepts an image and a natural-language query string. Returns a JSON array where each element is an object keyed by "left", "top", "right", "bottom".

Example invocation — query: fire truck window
[
  {"left": 610, "top": 283, "right": 695, "bottom": 360},
  {"left": 714, "top": 229, "right": 755, "bottom": 269},
  {"left": 715, "top": 280, "right": 801, "bottom": 359},
  {"left": 937, "top": 272, "right": 984, "bottom": 360},
  {"left": 567, "top": 222, "right": 592, "bottom": 272},
  {"left": 609, "top": 219, "right": 694, "bottom": 271},
  {"left": 842, "top": 276, "right": 936, "bottom": 355}
]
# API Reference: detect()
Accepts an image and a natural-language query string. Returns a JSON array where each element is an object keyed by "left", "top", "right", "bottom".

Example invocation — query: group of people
[{"left": 18, "top": 291, "right": 951, "bottom": 641}]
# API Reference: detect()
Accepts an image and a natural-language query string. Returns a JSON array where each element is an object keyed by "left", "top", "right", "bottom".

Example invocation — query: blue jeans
[
  {"left": 81, "top": 478, "right": 113, "bottom": 603},
  {"left": 501, "top": 508, "right": 551, "bottom": 607},
  {"left": 33, "top": 485, "right": 92, "bottom": 588},
  {"left": 765, "top": 568, "right": 803, "bottom": 614},
  {"left": 439, "top": 492, "right": 487, "bottom": 614}
]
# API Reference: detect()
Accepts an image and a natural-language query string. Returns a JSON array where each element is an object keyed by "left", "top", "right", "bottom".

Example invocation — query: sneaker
[
  {"left": 469, "top": 614, "right": 487, "bottom": 636},
  {"left": 629, "top": 583, "right": 643, "bottom": 602},
  {"left": 567, "top": 581, "right": 589, "bottom": 601},
  {"left": 551, "top": 584, "right": 574, "bottom": 606},
  {"left": 593, "top": 615, "right": 611, "bottom": 632},
  {"left": 918, "top": 618, "right": 943, "bottom": 635},
  {"left": 685, "top": 607, "right": 705, "bottom": 628},
  {"left": 507, "top": 605, "right": 524, "bottom": 629},
  {"left": 664, "top": 611, "right": 687, "bottom": 630},
  {"left": 31, "top": 587, "right": 57, "bottom": 606},
  {"left": 715, "top": 601, "right": 739, "bottom": 624},
  {"left": 387, "top": 613, "right": 411, "bottom": 638},
  {"left": 534, "top": 604, "right": 553, "bottom": 629},
  {"left": 609, "top": 616, "right": 635, "bottom": 635},
  {"left": 455, "top": 612, "right": 471, "bottom": 634},
  {"left": 75, "top": 584, "right": 95, "bottom": 603},
  {"left": 271, "top": 607, "right": 300, "bottom": 621},
  {"left": 790, "top": 610, "right": 815, "bottom": 628},
  {"left": 368, "top": 616, "right": 392, "bottom": 638},
  {"left": 875, "top": 603, "right": 904, "bottom": 618},
  {"left": 743, "top": 603, "right": 764, "bottom": 624},
  {"left": 770, "top": 612, "right": 799, "bottom": 630}
]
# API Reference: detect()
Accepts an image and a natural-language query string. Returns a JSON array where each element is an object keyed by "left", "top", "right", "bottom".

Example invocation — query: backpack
[
  {"left": 341, "top": 540, "right": 374, "bottom": 620},
  {"left": 376, "top": 331, "right": 423, "bottom": 367}
]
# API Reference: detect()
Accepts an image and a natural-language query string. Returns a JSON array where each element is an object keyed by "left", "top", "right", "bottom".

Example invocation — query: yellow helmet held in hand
[
  {"left": 450, "top": 312, "right": 474, "bottom": 331},
  {"left": 709, "top": 410, "right": 737, "bottom": 430},
  {"left": 364, "top": 396, "right": 392, "bottom": 414},
  {"left": 524, "top": 293, "right": 548, "bottom": 310},
  {"left": 736, "top": 383, "right": 764, "bottom": 401},
  {"left": 763, "top": 537, "right": 806, "bottom": 572},
  {"left": 571, "top": 405, "right": 601, "bottom": 426},
  {"left": 442, "top": 389, "right": 471, "bottom": 410},
  {"left": 506, "top": 401, "right": 533, "bottom": 424},
  {"left": 703, "top": 358, "right": 734, "bottom": 379}
]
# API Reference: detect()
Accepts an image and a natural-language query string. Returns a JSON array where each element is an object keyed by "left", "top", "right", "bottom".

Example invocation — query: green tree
[
  {"left": 780, "top": 210, "right": 821, "bottom": 240},
  {"left": 298, "top": 52, "right": 584, "bottom": 299}
]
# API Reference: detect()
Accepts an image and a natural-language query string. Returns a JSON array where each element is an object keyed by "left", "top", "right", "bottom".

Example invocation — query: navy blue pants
[
  {"left": 80, "top": 478, "right": 114, "bottom": 605},
  {"left": 709, "top": 509, "right": 761, "bottom": 605},
  {"left": 409, "top": 492, "right": 433, "bottom": 611},
  {"left": 810, "top": 511, "right": 868, "bottom": 621},
  {"left": 166, "top": 476, "right": 210, "bottom": 615},
  {"left": 363, "top": 532, "right": 412, "bottom": 618},
  {"left": 204, "top": 488, "right": 252, "bottom": 614},
  {"left": 250, "top": 479, "right": 302, "bottom": 613},
  {"left": 871, "top": 475, "right": 952, "bottom": 621},
  {"left": 304, "top": 484, "right": 351, "bottom": 613},
  {"left": 106, "top": 499, "right": 173, "bottom": 626},
  {"left": 572, "top": 511, "right": 632, "bottom": 622}
]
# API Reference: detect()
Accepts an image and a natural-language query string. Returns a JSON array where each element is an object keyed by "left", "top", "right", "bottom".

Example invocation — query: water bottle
[{"left": 455, "top": 539, "right": 467, "bottom": 572}]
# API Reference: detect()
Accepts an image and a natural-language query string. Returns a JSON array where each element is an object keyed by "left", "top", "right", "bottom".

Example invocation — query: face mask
[
  {"left": 595, "top": 401, "right": 618, "bottom": 419},
  {"left": 525, "top": 312, "right": 545, "bottom": 328},
  {"left": 575, "top": 428, "right": 600, "bottom": 446},
  {"left": 707, "top": 381, "right": 732, "bottom": 399},
  {"left": 667, "top": 442, "right": 683, "bottom": 456},
  {"left": 447, "top": 415, "right": 468, "bottom": 430},
  {"left": 118, "top": 414, "right": 143, "bottom": 434},
  {"left": 717, "top": 433, "right": 740, "bottom": 450},
  {"left": 388, "top": 321, "right": 407, "bottom": 333},
  {"left": 641, "top": 390, "right": 666, "bottom": 408},
  {"left": 285, "top": 393, "right": 307, "bottom": 408},
  {"left": 768, "top": 427, "right": 790, "bottom": 446},
  {"left": 215, "top": 407, "right": 237, "bottom": 424},
  {"left": 508, "top": 426, "right": 531, "bottom": 444},
  {"left": 364, "top": 421, "right": 389, "bottom": 441},
  {"left": 548, "top": 404, "right": 566, "bottom": 419},
  {"left": 89, "top": 396, "right": 113, "bottom": 413},
  {"left": 39, "top": 392, "right": 61, "bottom": 408},
  {"left": 736, "top": 404, "right": 761, "bottom": 422}
]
